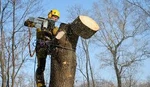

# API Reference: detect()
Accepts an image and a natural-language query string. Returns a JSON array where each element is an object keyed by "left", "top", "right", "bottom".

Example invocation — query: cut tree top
[
  {"left": 55, "top": 15, "right": 100, "bottom": 39},
  {"left": 80, "top": 15, "right": 100, "bottom": 31},
  {"left": 71, "top": 15, "right": 100, "bottom": 39}
]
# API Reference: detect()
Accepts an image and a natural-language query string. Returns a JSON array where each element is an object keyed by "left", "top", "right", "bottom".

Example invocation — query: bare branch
[{"left": 126, "top": 0, "right": 150, "bottom": 16}]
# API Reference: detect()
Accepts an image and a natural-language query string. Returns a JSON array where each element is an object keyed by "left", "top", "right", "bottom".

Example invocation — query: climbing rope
[{"left": 28, "top": 27, "right": 36, "bottom": 57}]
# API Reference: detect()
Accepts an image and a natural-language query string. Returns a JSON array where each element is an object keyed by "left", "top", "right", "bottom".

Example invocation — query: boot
[
  {"left": 37, "top": 82, "right": 46, "bottom": 87},
  {"left": 36, "top": 74, "right": 46, "bottom": 87}
]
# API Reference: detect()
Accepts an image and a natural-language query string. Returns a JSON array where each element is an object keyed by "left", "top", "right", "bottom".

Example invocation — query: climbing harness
[
  {"left": 36, "top": 39, "right": 56, "bottom": 55},
  {"left": 36, "top": 38, "right": 75, "bottom": 54}
]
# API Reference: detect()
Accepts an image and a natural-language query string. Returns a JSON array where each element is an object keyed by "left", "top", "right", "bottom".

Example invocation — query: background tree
[
  {"left": 126, "top": 0, "right": 150, "bottom": 17},
  {"left": 0, "top": 0, "right": 42, "bottom": 87},
  {"left": 126, "top": 0, "right": 150, "bottom": 57},
  {"left": 77, "top": 79, "right": 114, "bottom": 87},
  {"left": 92, "top": 0, "right": 150, "bottom": 87},
  {"left": 66, "top": 5, "right": 96, "bottom": 87}
]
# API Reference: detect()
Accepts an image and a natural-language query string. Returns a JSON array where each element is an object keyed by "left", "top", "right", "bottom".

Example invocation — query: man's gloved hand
[
  {"left": 24, "top": 19, "right": 35, "bottom": 27},
  {"left": 52, "top": 26, "right": 59, "bottom": 35}
]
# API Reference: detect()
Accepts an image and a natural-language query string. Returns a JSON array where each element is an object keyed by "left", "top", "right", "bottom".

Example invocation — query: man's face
[{"left": 51, "top": 15, "right": 59, "bottom": 22}]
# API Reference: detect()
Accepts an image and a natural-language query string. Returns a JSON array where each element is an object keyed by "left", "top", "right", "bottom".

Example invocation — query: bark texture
[{"left": 50, "top": 23, "right": 79, "bottom": 87}]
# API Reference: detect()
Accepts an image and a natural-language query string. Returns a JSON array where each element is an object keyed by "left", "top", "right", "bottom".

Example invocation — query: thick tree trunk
[
  {"left": 49, "top": 15, "right": 99, "bottom": 87},
  {"left": 50, "top": 23, "right": 78, "bottom": 87},
  {"left": 115, "top": 65, "right": 122, "bottom": 87}
]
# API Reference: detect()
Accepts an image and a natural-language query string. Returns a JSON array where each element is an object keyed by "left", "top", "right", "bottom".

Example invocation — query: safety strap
[{"left": 37, "top": 39, "right": 75, "bottom": 51}]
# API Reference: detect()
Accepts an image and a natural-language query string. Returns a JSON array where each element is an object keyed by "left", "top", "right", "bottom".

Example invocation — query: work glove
[
  {"left": 24, "top": 19, "right": 35, "bottom": 27},
  {"left": 52, "top": 26, "right": 59, "bottom": 35}
]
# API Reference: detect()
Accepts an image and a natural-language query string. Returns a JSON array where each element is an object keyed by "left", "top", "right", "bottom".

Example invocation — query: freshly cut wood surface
[
  {"left": 55, "top": 31, "right": 65, "bottom": 39},
  {"left": 79, "top": 15, "right": 99, "bottom": 31},
  {"left": 71, "top": 15, "right": 100, "bottom": 39}
]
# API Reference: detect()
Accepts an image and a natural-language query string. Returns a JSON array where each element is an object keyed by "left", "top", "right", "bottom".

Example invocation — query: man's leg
[
  {"left": 36, "top": 44, "right": 47, "bottom": 87},
  {"left": 36, "top": 58, "right": 46, "bottom": 87}
]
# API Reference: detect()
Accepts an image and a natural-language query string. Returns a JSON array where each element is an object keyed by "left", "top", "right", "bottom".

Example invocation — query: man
[
  {"left": 35, "top": 9, "right": 60, "bottom": 87},
  {"left": 24, "top": 9, "right": 60, "bottom": 87}
]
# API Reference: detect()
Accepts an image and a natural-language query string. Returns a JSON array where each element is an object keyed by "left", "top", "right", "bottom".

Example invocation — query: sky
[
  {"left": 25, "top": 0, "right": 150, "bottom": 85},
  {"left": 41, "top": 0, "right": 97, "bottom": 22}
]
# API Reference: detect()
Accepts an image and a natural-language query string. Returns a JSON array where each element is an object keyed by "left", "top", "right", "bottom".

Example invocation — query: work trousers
[
  {"left": 35, "top": 38, "right": 56, "bottom": 86},
  {"left": 35, "top": 41, "right": 48, "bottom": 86}
]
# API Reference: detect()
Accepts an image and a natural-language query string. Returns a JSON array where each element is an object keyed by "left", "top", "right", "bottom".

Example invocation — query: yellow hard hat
[{"left": 48, "top": 9, "right": 60, "bottom": 18}]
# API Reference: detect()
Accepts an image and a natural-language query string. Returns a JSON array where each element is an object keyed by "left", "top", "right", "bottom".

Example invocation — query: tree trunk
[
  {"left": 11, "top": 1, "right": 16, "bottom": 87},
  {"left": 49, "top": 15, "right": 99, "bottom": 87},
  {"left": 115, "top": 65, "right": 122, "bottom": 87},
  {"left": 113, "top": 54, "right": 122, "bottom": 87},
  {"left": 0, "top": 7, "right": 6, "bottom": 87},
  {"left": 50, "top": 23, "right": 78, "bottom": 87}
]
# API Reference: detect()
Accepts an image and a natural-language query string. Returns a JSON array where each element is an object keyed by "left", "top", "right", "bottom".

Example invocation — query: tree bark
[
  {"left": 50, "top": 23, "right": 78, "bottom": 87},
  {"left": 11, "top": 1, "right": 16, "bottom": 87}
]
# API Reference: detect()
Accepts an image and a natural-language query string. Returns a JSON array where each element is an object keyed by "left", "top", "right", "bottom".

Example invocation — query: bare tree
[
  {"left": 122, "top": 67, "right": 138, "bottom": 87},
  {"left": 81, "top": 39, "right": 96, "bottom": 87},
  {"left": 126, "top": 0, "right": 150, "bottom": 58},
  {"left": 126, "top": 0, "right": 150, "bottom": 17},
  {"left": 77, "top": 79, "right": 114, "bottom": 87},
  {"left": 92, "top": 0, "right": 149, "bottom": 87},
  {"left": 0, "top": 0, "right": 42, "bottom": 87},
  {"left": 0, "top": 1, "right": 10, "bottom": 87}
]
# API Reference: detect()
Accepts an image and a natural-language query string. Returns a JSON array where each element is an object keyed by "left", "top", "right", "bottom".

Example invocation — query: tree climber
[{"left": 24, "top": 9, "right": 60, "bottom": 87}]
